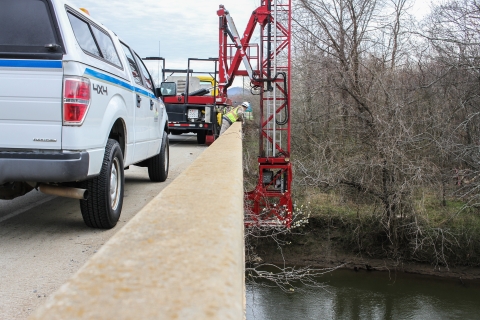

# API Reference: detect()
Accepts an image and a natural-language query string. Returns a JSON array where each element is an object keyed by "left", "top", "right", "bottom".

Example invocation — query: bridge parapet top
[{"left": 30, "top": 122, "right": 245, "bottom": 320}]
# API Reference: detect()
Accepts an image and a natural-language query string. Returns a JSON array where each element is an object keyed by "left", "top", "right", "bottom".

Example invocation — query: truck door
[
  {"left": 120, "top": 43, "right": 151, "bottom": 162},
  {"left": 134, "top": 53, "right": 162, "bottom": 156}
]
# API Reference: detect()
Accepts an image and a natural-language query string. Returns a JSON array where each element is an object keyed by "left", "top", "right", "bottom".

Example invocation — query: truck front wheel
[
  {"left": 80, "top": 139, "right": 124, "bottom": 229},
  {"left": 148, "top": 131, "right": 169, "bottom": 182}
]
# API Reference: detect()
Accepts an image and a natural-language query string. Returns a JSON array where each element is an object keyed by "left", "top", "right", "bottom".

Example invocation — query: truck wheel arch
[
  {"left": 164, "top": 121, "right": 169, "bottom": 134},
  {"left": 100, "top": 94, "right": 129, "bottom": 157},
  {"left": 109, "top": 118, "right": 126, "bottom": 159}
]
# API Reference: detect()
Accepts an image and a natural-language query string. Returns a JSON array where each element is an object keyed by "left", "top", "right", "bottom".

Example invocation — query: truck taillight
[{"left": 63, "top": 77, "right": 91, "bottom": 125}]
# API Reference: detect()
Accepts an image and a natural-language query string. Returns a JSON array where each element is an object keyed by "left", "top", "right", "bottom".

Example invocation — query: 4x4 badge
[{"left": 92, "top": 84, "right": 108, "bottom": 95}]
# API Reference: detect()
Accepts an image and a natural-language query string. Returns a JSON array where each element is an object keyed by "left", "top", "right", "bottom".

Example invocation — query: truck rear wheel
[
  {"left": 148, "top": 131, "right": 169, "bottom": 182},
  {"left": 197, "top": 130, "right": 206, "bottom": 144},
  {"left": 80, "top": 139, "right": 124, "bottom": 229}
]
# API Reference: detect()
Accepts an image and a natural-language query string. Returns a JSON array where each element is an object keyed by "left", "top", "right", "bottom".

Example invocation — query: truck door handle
[
  {"left": 136, "top": 94, "right": 142, "bottom": 108},
  {"left": 150, "top": 100, "right": 154, "bottom": 110}
]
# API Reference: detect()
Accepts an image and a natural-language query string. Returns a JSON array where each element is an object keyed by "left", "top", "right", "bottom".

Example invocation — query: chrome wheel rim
[{"left": 110, "top": 157, "right": 121, "bottom": 210}]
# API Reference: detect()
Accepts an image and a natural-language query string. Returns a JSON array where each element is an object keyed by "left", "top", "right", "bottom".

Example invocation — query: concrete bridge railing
[{"left": 30, "top": 122, "right": 245, "bottom": 320}]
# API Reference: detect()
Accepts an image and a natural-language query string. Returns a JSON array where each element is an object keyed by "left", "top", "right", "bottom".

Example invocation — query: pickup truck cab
[{"left": 0, "top": 0, "right": 169, "bottom": 229}]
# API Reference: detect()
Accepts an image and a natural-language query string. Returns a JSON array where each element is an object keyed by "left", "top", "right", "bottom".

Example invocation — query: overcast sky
[
  {"left": 69, "top": 0, "right": 260, "bottom": 73},
  {"left": 69, "top": 0, "right": 433, "bottom": 85}
]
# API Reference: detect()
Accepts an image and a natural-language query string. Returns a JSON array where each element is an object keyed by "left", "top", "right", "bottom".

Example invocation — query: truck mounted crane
[
  {"left": 151, "top": 0, "right": 293, "bottom": 226},
  {"left": 217, "top": 0, "right": 293, "bottom": 226}
]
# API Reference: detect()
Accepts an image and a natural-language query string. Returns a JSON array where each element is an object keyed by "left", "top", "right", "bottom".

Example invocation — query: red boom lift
[{"left": 217, "top": 0, "right": 293, "bottom": 226}]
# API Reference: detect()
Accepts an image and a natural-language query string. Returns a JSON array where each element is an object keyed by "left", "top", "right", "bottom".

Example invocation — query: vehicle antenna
[{"left": 158, "top": 41, "right": 161, "bottom": 84}]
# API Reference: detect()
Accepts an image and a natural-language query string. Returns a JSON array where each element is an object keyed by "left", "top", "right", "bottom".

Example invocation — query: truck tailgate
[{"left": 0, "top": 60, "right": 63, "bottom": 149}]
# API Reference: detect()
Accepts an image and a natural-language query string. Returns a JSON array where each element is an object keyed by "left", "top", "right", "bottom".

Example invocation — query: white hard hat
[{"left": 241, "top": 101, "right": 250, "bottom": 108}]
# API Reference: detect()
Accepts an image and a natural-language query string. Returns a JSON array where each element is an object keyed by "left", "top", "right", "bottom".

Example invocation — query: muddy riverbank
[{"left": 251, "top": 216, "right": 480, "bottom": 281}]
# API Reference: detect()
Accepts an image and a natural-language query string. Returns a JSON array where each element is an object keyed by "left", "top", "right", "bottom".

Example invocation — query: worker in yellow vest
[{"left": 219, "top": 101, "right": 250, "bottom": 135}]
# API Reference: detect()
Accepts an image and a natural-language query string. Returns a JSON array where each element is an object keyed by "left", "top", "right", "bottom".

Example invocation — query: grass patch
[{"left": 290, "top": 189, "right": 480, "bottom": 267}]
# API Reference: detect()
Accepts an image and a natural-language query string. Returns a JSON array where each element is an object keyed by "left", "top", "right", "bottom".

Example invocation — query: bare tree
[
  {"left": 280, "top": 0, "right": 480, "bottom": 266},
  {"left": 422, "top": 0, "right": 480, "bottom": 208},
  {"left": 292, "top": 0, "right": 424, "bottom": 242}
]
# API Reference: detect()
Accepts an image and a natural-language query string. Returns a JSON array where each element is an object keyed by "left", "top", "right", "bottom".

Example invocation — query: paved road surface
[{"left": 0, "top": 134, "right": 205, "bottom": 320}]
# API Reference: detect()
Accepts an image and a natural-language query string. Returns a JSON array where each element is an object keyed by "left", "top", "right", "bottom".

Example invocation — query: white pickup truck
[{"left": 0, "top": 0, "right": 169, "bottom": 229}]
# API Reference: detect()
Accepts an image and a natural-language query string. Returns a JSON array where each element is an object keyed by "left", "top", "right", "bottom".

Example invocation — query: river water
[{"left": 246, "top": 268, "right": 480, "bottom": 319}]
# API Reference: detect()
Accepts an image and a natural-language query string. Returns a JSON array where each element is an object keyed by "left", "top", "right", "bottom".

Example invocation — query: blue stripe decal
[
  {"left": 84, "top": 68, "right": 156, "bottom": 99},
  {"left": 0, "top": 59, "right": 62, "bottom": 68}
]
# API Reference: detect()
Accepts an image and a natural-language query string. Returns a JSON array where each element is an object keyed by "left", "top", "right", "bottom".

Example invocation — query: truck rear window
[
  {"left": 67, "top": 12, "right": 122, "bottom": 68},
  {"left": 0, "top": 0, "right": 63, "bottom": 56}
]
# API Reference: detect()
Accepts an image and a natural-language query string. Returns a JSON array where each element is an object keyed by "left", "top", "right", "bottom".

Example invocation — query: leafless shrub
[{"left": 244, "top": 194, "right": 340, "bottom": 292}]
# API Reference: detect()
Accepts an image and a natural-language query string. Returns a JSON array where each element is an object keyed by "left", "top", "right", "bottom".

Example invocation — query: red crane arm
[{"left": 217, "top": 5, "right": 270, "bottom": 96}]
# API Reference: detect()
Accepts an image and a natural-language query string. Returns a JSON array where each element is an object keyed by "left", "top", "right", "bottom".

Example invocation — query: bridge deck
[{"left": 30, "top": 122, "right": 245, "bottom": 320}]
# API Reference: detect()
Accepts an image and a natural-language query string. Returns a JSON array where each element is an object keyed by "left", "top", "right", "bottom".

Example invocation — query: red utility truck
[{"left": 157, "top": 58, "right": 232, "bottom": 145}]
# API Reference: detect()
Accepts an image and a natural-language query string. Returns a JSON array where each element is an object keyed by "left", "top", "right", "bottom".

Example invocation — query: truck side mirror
[{"left": 160, "top": 82, "right": 177, "bottom": 97}]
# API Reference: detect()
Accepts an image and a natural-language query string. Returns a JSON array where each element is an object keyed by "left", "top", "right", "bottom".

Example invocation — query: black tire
[
  {"left": 170, "top": 130, "right": 182, "bottom": 135},
  {"left": 197, "top": 130, "right": 206, "bottom": 144},
  {"left": 213, "top": 122, "right": 220, "bottom": 139},
  {"left": 80, "top": 139, "right": 124, "bottom": 229},
  {"left": 213, "top": 111, "right": 221, "bottom": 138},
  {"left": 148, "top": 131, "right": 169, "bottom": 182}
]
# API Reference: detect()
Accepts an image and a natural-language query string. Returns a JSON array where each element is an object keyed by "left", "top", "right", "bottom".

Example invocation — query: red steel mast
[{"left": 217, "top": 0, "right": 293, "bottom": 226}]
